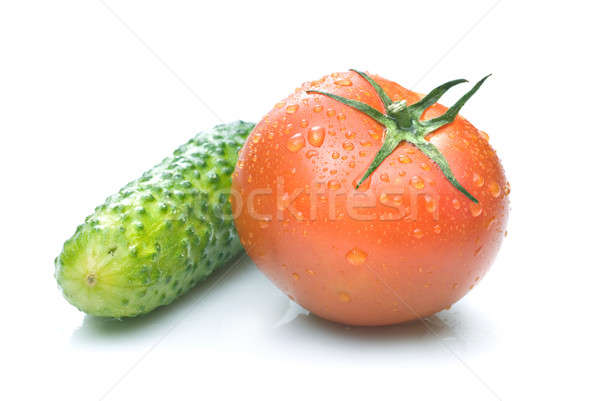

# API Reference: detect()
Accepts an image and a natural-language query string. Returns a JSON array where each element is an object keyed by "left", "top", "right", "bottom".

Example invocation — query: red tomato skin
[{"left": 232, "top": 72, "right": 509, "bottom": 326}]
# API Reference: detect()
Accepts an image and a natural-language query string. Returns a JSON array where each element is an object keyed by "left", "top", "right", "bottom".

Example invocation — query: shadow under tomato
[{"left": 264, "top": 300, "right": 496, "bottom": 359}]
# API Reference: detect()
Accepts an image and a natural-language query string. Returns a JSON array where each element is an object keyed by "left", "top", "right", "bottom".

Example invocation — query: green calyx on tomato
[{"left": 307, "top": 69, "right": 491, "bottom": 203}]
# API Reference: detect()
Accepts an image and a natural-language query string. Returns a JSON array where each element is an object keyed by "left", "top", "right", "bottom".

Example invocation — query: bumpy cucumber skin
[{"left": 55, "top": 121, "right": 255, "bottom": 317}]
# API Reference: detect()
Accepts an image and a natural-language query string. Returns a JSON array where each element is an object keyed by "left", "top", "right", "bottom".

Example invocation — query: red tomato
[{"left": 232, "top": 71, "right": 509, "bottom": 326}]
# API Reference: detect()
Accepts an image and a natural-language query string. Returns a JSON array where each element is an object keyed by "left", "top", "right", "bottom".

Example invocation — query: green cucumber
[{"left": 55, "top": 121, "right": 255, "bottom": 317}]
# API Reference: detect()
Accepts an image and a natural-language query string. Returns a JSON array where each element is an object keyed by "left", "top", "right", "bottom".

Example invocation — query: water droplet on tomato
[
  {"left": 286, "top": 133, "right": 305, "bottom": 152},
  {"left": 278, "top": 193, "right": 289, "bottom": 210},
  {"left": 338, "top": 292, "right": 351, "bottom": 303},
  {"left": 292, "top": 273, "right": 299, "bottom": 280},
  {"left": 410, "top": 176, "right": 425, "bottom": 190},
  {"left": 488, "top": 181, "right": 501, "bottom": 197},
  {"left": 473, "top": 172, "right": 484, "bottom": 187},
  {"left": 313, "top": 105, "right": 323, "bottom": 113},
  {"left": 308, "top": 126, "right": 325, "bottom": 147},
  {"left": 334, "top": 79, "right": 352, "bottom": 86},
  {"left": 452, "top": 199, "right": 461, "bottom": 210},
  {"left": 424, "top": 195, "right": 437, "bottom": 213},
  {"left": 433, "top": 224, "right": 441, "bottom": 234},
  {"left": 380, "top": 173, "right": 390, "bottom": 183},
  {"left": 413, "top": 228, "right": 424, "bottom": 239},
  {"left": 398, "top": 155, "right": 412, "bottom": 164},
  {"left": 346, "top": 247, "right": 367, "bottom": 265},
  {"left": 504, "top": 181, "right": 511, "bottom": 196},
  {"left": 343, "top": 141, "right": 354, "bottom": 151},
  {"left": 470, "top": 202, "right": 483, "bottom": 217},
  {"left": 305, "top": 149, "right": 318, "bottom": 159},
  {"left": 326, "top": 108, "right": 336, "bottom": 117},
  {"left": 331, "top": 151, "right": 340, "bottom": 159},
  {"left": 285, "top": 104, "right": 299, "bottom": 114},
  {"left": 345, "top": 131, "right": 356, "bottom": 139},
  {"left": 300, "top": 119, "right": 308, "bottom": 128},
  {"left": 327, "top": 179, "right": 341, "bottom": 190},
  {"left": 368, "top": 130, "right": 380, "bottom": 140}
]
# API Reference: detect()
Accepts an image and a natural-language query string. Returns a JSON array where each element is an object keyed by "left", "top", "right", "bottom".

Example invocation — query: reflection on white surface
[{"left": 273, "top": 301, "right": 310, "bottom": 328}]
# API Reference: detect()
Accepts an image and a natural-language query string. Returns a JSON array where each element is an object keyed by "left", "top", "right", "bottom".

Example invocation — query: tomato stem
[{"left": 306, "top": 70, "right": 490, "bottom": 203}]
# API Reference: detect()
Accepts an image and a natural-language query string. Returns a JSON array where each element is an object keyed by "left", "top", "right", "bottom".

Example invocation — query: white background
[{"left": 1, "top": 1, "right": 598, "bottom": 400}]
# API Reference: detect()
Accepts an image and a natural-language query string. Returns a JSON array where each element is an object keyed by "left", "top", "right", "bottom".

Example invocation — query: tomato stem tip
[{"left": 306, "top": 70, "right": 490, "bottom": 203}]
